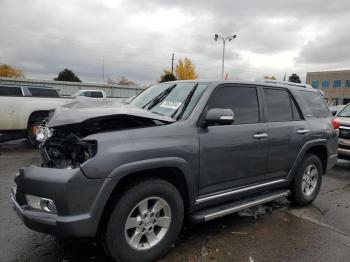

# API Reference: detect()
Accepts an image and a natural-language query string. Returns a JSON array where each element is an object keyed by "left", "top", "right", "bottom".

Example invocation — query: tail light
[{"left": 332, "top": 117, "right": 340, "bottom": 129}]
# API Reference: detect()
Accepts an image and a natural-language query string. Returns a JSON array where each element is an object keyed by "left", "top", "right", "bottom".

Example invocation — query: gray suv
[{"left": 11, "top": 80, "right": 338, "bottom": 262}]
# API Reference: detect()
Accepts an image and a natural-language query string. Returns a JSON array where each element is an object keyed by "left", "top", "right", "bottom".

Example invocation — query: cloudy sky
[{"left": 1, "top": 0, "right": 350, "bottom": 84}]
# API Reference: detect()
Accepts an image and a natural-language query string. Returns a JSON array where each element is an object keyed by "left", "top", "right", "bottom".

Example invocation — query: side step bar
[{"left": 191, "top": 189, "right": 290, "bottom": 222}]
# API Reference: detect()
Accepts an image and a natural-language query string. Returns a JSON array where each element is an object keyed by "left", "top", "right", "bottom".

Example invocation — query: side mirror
[
  {"left": 331, "top": 110, "right": 337, "bottom": 116},
  {"left": 204, "top": 108, "right": 235, "bottom": 126}
]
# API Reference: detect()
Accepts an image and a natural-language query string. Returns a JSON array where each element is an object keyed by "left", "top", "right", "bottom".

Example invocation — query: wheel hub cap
[
  {"left": 302, "top": 164, "right": 319, "bottom": 196},
  {"left": 125, "top": 197, "right": 171, "bottom": 250}
]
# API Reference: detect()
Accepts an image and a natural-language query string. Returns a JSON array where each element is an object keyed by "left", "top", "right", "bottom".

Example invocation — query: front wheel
[
  {"left": 102, "top": 179, "right": 184, "bottom": 262},
  {"left": 289, "top": 154, "right": 323, "bottom": 206}
]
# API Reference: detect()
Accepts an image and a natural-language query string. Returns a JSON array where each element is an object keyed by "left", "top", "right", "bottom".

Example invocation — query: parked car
[
  {"left": 0, "top": 85, "right": 127, "bottom": 145},
  {"left": 335, "top": 103, "right": 350, "bottom": 160},
  {"left": 329, "top": 105, "right": 345, "bottom": 116},
  {"left": 72, "top": 89, "right": 107, "bottom": 99},
  {"left": 0, "top": 85, "right": 73, "bottom": 145},
  {"left": 11, "top": 80, "right": 338, "bottom": 262}
]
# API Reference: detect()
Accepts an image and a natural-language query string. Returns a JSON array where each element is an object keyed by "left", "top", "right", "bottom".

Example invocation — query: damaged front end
[
  {"left": 37, "top": 100, "right": 175, "bottom": 169},
  {"left": 40, "top": 131, "right": 97, "bottom": 169}
]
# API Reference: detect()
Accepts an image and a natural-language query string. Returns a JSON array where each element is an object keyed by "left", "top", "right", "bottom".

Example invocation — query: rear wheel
[
  {"left": 102, "top": 179, "right": 184, "bottom": 262},
  {"left": 289, "top": 154, "right": 323, "bottom": 206}
]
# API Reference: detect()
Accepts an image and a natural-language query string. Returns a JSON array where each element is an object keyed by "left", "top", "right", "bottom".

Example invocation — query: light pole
[{"left": 214, "top": 34, "right": 237, "bottom": 79}]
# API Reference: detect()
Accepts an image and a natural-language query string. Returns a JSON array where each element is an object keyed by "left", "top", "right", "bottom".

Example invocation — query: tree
[
  {"left": 0, "top": 64, "right": 24, "bottom": 78},
  {"left": 264, "top": 75, "right": 277, "bottom": 80},
  {"left": 117, "top": 76, "right": 135, "bottom": 86},
  {"left": 288, "top": 73, "right": 301, "bottom": 83},
  {"left": 159, "top": 70, "right": 177, "bottom": 83},
  {"left": 175, "top": 58, "right": 198, "bottom": 80},
  {"left": 54, "top": 69, "right": 81, "bottom": 82}
]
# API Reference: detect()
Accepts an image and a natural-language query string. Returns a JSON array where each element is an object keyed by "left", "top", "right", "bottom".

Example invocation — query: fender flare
[
  {"left": 87, "top": 157, "right": 196, "bottom": 234},
  {"left": 286, "top": 138, "right": 328, "bottom": 181}
]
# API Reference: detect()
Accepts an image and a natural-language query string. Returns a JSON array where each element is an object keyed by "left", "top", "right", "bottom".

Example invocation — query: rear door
[
  {"left": 198, "top": 84, "right": 269, "bottom": 195},
  {"left": 262, "top": 87, "right": 309, "bottom": 178}
]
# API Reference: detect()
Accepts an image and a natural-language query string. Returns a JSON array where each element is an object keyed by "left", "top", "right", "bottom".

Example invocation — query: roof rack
[{"left": 262, "top": 80, "right": 313, "bottom": 89}]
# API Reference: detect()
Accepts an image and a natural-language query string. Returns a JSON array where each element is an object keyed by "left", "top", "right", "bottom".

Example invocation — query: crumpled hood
[{"left": 48, "top": 98, "right": 175, "bottom": 127}]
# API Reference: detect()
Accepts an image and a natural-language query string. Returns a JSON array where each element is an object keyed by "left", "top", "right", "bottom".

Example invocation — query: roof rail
[{"left": 262, "top": 80, "right": 313, "bottom": 89}]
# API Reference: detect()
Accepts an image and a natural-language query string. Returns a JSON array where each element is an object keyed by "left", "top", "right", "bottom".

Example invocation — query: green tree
[
  {"left": 160, "top": 70, "right": 177, "bottom": 83},
  {"left": 288, "top": 73, "right": 301, "bottom": 83},
  {"left": 54, "top": 69, "right": 81, "bottom": 82},
  {"left": 0, "top": 64, "right": 24, "bottom": 78}
]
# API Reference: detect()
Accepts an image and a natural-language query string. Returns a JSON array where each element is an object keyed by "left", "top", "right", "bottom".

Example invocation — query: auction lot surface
[{"left": 1, "top": 140, "right": 350, "bottom": 262}]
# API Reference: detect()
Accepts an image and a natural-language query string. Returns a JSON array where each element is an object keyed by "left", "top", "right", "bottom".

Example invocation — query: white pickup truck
[{"left": 0, "top": 85, "right": 113, "bottom": 145}]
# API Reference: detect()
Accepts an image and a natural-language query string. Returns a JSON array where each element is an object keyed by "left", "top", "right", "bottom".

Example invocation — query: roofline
[
  {"left": 166, "top": 79, "right": 314, "bottom": 90},
  {"left": 307, "top": 69, "right": 350, "bottom": 74}
]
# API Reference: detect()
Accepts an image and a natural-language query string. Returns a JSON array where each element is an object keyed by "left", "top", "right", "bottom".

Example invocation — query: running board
[{"left": 191, "top": 189, "right": 290, "bottom": 222}]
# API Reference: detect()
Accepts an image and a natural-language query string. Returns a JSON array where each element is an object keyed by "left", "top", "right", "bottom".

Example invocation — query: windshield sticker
[{"left": 160, "top": 101, "right": 182, "bottom": 110}]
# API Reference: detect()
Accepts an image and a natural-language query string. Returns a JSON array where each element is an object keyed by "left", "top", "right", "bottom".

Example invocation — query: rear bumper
[{"left": 11, "top": 166, "right": 106, "bottom": 237}]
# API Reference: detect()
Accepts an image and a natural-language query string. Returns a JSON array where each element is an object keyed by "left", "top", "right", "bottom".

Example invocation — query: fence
[{"left": 0, "top": 77, "right": 145, "bottom": 98}]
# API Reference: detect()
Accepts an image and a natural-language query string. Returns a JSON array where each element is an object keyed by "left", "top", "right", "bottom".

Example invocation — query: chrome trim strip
[
  {"left": 253, "top": 133, "right": 268, "bottom": 138},
  {"left": 204, "top": 191, "right": 290, "bottom": 221},
  {"left": 296, "top": 129, "right": 310, "bottom": 134},
  {"left": 340, "top": 126, "right": 350, "bottom": 130},
  {"left": 196, "top": 179, "right": 286, "bottom": 204}
]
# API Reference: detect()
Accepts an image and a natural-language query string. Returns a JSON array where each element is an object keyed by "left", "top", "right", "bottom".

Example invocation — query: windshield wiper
[
  {"left": 172, "top": 84, "right": 198, "bottom": 120},
  {"left": 142, "top": 85, "right": 176, "bottom": 110}
]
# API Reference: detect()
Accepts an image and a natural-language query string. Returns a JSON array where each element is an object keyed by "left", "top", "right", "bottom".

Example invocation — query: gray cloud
[{"left": 1, "top": 0, "right": 350, "bottom": 83}]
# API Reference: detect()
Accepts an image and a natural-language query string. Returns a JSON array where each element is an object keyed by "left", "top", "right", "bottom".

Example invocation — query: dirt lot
[{"left": 1, "top": 139, "right": 350, "bottom": 262}]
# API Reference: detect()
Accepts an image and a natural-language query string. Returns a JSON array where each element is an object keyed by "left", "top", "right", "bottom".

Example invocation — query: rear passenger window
[
  {"left": 0, "top": 86, "right": 22, "bottom": 96},
  {"left": 208, "top": 86, "right": 259, "bottom": 124},
  {"left": 29, "top": 88, "right": 59, "bottom": 97},
  {"left": 299, "top": 91, "right": 330, "bottom": 118},
  {"left": 264, "top": 88, "right": 293, "bottom": 121}
]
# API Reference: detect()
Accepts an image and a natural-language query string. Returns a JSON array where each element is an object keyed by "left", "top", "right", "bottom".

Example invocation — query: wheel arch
[
  {"left": 27, "top": 110, "right": 50, "bottom": 128},
  {"left": 92, "top": 158, "right": 196, "bottom": 236},
  {"left": 288, "top": 139, "right": 329, "bottom": 181}
]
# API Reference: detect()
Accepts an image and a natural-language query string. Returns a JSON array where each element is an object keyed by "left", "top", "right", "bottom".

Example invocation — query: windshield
[
  {"left": 338, "top": 104, "right": 350, "bottom": 117},
  {"left": 129, "top": 82, "right": 208, "bottom": 120}
]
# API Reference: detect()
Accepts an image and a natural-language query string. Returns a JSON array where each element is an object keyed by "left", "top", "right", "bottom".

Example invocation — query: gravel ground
[{"left": 1, "top": 139, "right": 350, "bottom": 262}]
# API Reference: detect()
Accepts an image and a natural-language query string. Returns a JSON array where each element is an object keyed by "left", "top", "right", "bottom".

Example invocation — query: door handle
[
  {"left": 253, "top": 133, "right": 268, "bottom": 139},
  {"left": 296, "top": 129, "right": 310, "bottom": 134}
]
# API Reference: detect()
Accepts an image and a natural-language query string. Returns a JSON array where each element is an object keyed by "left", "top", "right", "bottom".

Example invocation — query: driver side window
[{"left": 208, "top": 85, "right": 260, "bottom": 124}]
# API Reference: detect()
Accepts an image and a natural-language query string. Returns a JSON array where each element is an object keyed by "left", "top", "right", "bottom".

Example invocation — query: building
[
  {"left": 0, "top": 77, "right": 145, "bottom": 98},
  {"left": 306, "top": 70, "right": 350, "bottom": 105}
]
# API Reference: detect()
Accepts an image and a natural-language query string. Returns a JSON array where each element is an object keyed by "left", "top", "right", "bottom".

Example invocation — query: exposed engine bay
[{"left": 37, "top": 99, "right": 174, "bottom": 169}]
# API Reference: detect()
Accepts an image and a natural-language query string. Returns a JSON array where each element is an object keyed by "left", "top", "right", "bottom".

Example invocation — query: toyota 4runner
[{"left": 11, "top": 80, "right": 338, "bottom": 262}]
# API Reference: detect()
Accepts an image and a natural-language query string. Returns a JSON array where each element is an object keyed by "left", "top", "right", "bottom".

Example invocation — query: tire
[
  {"left": 289, "top": 154, "right": 323, "bottom": 206},
  {"left": 102, "top": 179, "right": 184, "bottom": 262}
]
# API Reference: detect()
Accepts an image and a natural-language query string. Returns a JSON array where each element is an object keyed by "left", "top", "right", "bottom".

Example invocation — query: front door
[{"left": 198, "top": 85, "right": 269, "bottom": 196}]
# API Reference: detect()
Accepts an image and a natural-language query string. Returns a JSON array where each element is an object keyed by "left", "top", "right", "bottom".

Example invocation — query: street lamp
[{"left": 214, "top": 34, "right": 237, "bottom": 80}]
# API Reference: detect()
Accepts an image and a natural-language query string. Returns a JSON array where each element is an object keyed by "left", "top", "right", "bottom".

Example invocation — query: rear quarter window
[
  {"left": 0, "top": 86, "right": 23, "bottom": 96},
  {"left": 298, "top": 91, "right": 330, "bottom": 118}
]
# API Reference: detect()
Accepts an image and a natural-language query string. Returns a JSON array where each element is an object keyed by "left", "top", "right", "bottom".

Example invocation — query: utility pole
[
  {"left": 214, "top": 34, "right": 237, "bottom": 79},
  {"left": 102, "top": 56, "right": 105, "bottom": 82},
  {"left": 171, "top": 53, "right": 175, "bottom": 74}
]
